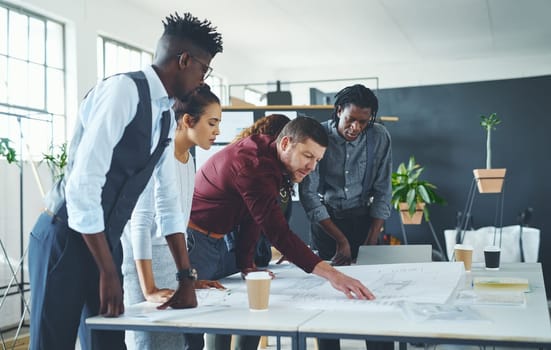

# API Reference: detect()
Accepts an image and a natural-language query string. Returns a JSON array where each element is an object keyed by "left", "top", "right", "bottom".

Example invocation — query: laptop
[{"left": 355, "top": 245, "right": 432, "bottom": 265}]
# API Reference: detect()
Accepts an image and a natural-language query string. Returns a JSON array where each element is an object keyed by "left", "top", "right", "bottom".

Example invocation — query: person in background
[
  {"left": 299, "top": 84, "right": 393, "bottom": 350},
  {"left": 122, "top": 85, "right": 224, "bottom": 350},
  {"left": 27, "top": 12, "right": 223, "bottom": 350},
  {"left": 187, "top": 116, "right": 375, "bottom": 350}
]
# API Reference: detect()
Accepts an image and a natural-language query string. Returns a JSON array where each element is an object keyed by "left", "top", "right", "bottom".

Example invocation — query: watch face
[{"left": 177, "top": 268, "right": 198, "bottom": 281}]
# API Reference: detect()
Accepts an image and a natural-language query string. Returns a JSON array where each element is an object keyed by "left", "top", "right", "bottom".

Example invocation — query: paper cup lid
[
  {"left": 484, "top": 245, "right": 500, "bottom": 251},
  {"left": 245, "top": 271, "right": 271, "bottom": 280},
  {"left": 454, "top": 244, "right": 473, "bottom": 250}
]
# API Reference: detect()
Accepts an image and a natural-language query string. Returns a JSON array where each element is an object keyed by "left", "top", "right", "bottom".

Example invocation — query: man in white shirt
[{"left": 28, "top": 12, "right": 223, "bottom": 350}]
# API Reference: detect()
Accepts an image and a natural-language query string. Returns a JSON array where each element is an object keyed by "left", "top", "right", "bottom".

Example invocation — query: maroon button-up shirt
[{"left": 190, "top": 134, "right": 322, "bottom": 273}]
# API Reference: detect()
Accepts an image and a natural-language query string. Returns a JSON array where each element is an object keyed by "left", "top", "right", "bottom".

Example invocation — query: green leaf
[
  {"left": 418, "top": 185, "right": 431, "bottom": 203},
  {"left": 0, "top": 138, "right": 18, "bottom": 164},
  {"left": 391, "top": 155, "right": 446, "bottom": 220}
]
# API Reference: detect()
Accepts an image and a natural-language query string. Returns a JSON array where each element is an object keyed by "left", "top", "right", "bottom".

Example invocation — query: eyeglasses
[{"left": 177, "top": 52, "right": 213, "bottom": 80}]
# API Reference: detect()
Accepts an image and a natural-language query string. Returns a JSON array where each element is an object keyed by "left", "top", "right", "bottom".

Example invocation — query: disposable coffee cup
[
  {"left": 245, "top": 271, "right": 271, "bottom": 311},
  {"left": 484, "top": 246, "right": 501, "bottom": 270},
  {"left": 454, "top": 244, "right": 473, "bottom": 271}
]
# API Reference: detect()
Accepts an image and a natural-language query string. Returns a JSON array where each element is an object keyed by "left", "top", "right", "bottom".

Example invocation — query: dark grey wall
[{"left": 287, "top": 75, "right": 550, "bottom": 294}]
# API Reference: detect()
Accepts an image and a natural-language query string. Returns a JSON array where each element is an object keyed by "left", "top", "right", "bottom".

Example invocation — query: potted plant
[
  {"left": 41, "top": 142, "right": 68, "bottom": 181},
  {"left": 473, "top": 113, "right": 506, "bottom": 193},
  {"left": 391, "top": 156, "right": 445, "bottom": 224},
  {"left": 0, "top": 137, "right": 17, "bottom": 164}
]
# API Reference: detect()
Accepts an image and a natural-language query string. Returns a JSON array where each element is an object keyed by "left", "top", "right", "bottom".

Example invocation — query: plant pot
[
  {"left": 399, "top": 202, "right": 425, "bottom": 225},
  {"left": 473, "top": 168, "right": 506, "bottom": 193}
]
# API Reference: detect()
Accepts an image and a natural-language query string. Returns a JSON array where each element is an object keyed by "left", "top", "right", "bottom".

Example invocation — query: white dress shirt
[{"left": 61, "top": 65, "right": 186, "bottom": 236}]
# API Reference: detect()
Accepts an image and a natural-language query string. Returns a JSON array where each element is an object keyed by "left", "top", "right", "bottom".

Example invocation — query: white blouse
[{"left": 122, "top": 154, "right": 195, "bottom": 260}]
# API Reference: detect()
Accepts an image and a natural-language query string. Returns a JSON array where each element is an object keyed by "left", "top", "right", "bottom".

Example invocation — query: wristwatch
[{"left": 176, "top": 268, "right": 198, "bottom": 281}]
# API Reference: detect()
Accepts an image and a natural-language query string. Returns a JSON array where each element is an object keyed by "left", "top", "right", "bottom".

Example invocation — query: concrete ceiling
[{"left": 124, "top": 0, "right": 551, "bottom": 83}]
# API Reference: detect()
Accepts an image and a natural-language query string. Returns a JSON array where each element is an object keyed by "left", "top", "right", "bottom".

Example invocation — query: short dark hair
[
  {"left": 331, "top": 84, "right": 378, "bottom": 127},
  {"left": 173, "top": 84, "right": 220, "bottom": 125},
  {"left": 276, "top": 116, "right": 328, "bottom": 148},
  {"left": 162, "top": 12, "right": 223, "bottom": 57}
]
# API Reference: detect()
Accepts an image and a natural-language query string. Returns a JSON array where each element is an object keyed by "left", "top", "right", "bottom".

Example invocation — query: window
[
  {"left": 97, "top": 36, "right": 228, "bottom": 105},
  {"left": 97, "top": 36, "right": 152, "bottom": 79},
  {"left": 0, "top": 3, "right": 65, "bottom": 160},
  {"left": 244, "top": 86, "right": 266, "bottom": 106},
  {"left": 205, "top": 74, "right": 227, "bottom": 105}
]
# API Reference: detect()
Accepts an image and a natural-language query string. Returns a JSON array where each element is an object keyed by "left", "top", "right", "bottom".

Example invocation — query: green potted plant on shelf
[
  {"left": 41, "top": 142, "right": 68, "bottom": 181},
  {"left": 391, "top": 156, "right": 445, "bottom": 224},
  {"left": 0, "top": 137, "right": 17, "bottom": 164},
  {"left": 473, "top": 113, "right": 506, "bottom": 193}
]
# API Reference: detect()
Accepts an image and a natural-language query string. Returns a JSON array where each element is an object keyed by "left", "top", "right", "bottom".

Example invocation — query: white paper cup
[
  {"left": 484, "top": 245, "right": 501, "bottom": 270},
  {"left": 245, "top": 271, "right": 271, "bottom": 311},
  {"left": 454, "top": 244, "right": 474, "bottom": 271}
]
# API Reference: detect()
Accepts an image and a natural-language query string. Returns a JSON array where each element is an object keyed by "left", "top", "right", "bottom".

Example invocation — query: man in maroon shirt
[
  {"left": 185, "top": 116, "right": 374, "bottom": 349},
  {"left": 187, "top": 116, "right": 374, "bottom": 294}
]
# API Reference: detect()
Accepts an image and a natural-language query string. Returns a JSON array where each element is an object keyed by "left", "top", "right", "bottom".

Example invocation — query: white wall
[{"left": 274, "top": 53, "right": 551, "bottom": 89}]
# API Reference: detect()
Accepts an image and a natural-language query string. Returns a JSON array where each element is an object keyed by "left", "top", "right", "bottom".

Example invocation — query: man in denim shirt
[
  {"left": 299, "top": 84, "right": 393, "bottom": 350},
  {"left": 299, "top": 84, "right": 392, "bottom": 266}
]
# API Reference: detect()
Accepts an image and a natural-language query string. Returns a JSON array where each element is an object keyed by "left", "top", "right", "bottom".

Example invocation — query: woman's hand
[{"left": 144, "top": 287, "right": 175, "bottom": 303}]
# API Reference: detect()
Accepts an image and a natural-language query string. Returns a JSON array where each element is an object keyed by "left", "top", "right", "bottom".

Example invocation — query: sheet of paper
[
  {"left": 121, "top": 262, "right": 465, "bottom": 321},
  {"left": 212, "top": 262, "right": 464, "bottom": 312}
]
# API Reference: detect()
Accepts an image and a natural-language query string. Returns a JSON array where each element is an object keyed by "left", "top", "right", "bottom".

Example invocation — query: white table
[
  {"left": 298, "top": 263, "right": 551, "bottom": 349},
  {"left": 86, "top": 263, "right": 551, "bottom": 350},
  {"left": 85, "top": 286, "right": 321, "bottom": 350}
]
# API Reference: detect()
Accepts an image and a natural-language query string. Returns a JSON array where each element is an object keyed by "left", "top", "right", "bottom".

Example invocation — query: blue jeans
[{"left": 28, "top": 212, "right": 125, "bottom": 350}]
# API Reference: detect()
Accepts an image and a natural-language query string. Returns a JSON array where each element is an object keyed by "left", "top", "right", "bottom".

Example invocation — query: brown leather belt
[{"left": 188, "top": 220, "right": 225, "bottom": 240}]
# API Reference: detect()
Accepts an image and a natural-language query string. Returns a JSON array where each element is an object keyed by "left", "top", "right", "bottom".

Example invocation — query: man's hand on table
[
  {"left": 157, "top": 279, "right": 197, "bottom": 310},
  {"left": 329, "top": 271, "right": 375, "bottom": 300},
  {"left": 240, "top": 267, "right": 275, "bottom": 279},
  {"left": 331, "top": 239, "right": 352, "bottom": 266}
]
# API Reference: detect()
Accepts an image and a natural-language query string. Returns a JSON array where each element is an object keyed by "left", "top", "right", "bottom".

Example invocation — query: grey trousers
[{"left": 122, "top": 239, "right": 192, "bottom": 349}]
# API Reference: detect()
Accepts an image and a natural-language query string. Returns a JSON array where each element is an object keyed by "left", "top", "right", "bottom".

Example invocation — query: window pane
[
  {"left": 21, "top": 116, "right": 52, "bottom": 161},
  {"left": 0, "top": 56, "right": 6, "bottom": 102},
  {"left": 104, "top": 41, "right": 118, "bottom": 77},
  {"left": 0, "top": 5, "right": 65, "bottom": 163},
  {"left": 8, "top": 11, "right": 28, "bottom": 60},
  {"left": 51, "top": 114, "right": 65, "bottom": 146},
  {"left": 98, "top": 37, "right": 153, "bottom": 79},
  {"left": 0, "top": 8, "right": 7, "bottom": 55},
  {"left": 142, "top": 52, "right": 152, "bottom": 66},
  {"left": 28, "top": 63, "right": 45, "bottom": 109},
  {"left": 7, "top": 57, "right": 28, "bottom": 106},
  {"left": 97, "top": 37, "right": 104, "bottom": 80},
  {"left": 117, "top": 46, "right": 130, "bottom": 73},
  {"left": 129, "top": 50, "right": 140, "bottom": 71},
  {"left": 29, "top": 18, "right": 45, "bottom": 64},
  {"left": 46, "top": 67, "right": 64, "bottom": 115},
  {"left": 46, "top": 21, "right": 63, "bottom": 69}
]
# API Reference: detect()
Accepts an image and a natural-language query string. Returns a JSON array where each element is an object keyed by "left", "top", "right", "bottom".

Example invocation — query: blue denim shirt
[{"left": 299, "top": 120, "right": 392, "bottom": 223}]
